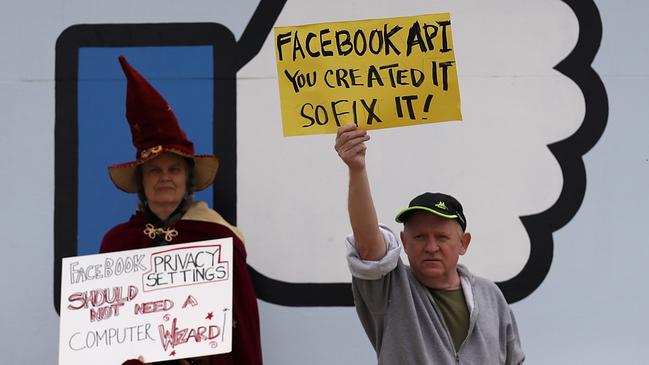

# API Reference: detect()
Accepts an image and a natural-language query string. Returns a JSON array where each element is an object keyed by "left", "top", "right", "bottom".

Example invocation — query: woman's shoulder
[
  {"left": 99, "top": 213, "right": 146, "bottom": 253},
  {"left": 181, "top": 201, "right": 245, "bottom": 241}
]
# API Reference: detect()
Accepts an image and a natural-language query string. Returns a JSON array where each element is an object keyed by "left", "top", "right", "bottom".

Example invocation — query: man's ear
[
  {"left": 459, "top": 232, "right": 471, "bottom": 255},
  {"left": 400, "top": 230, "right": 409, "bottom": 254}
]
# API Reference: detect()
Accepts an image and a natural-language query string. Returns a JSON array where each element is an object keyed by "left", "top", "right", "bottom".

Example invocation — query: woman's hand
[
  {"left": 179, "top": 356, "right": 210, "bottom": 365},
  {"left": 122, "top": 354, "right": 209, "bottom": 364},
  {"left": 122, "top": 356, "right": 147, "bottom": 365}
]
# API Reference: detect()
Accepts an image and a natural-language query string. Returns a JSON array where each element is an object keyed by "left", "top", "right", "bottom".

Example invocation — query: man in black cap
[{"left": 334, "top": 124, "right": 524, "bottom": 365}]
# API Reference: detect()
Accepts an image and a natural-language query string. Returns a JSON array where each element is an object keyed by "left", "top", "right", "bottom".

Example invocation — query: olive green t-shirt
[{"left": 430, "top": 287, "right": 470, "bottom": 351}]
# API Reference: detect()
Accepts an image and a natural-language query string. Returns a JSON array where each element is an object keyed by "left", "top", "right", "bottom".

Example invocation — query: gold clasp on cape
[{"left": 143, "top": 223, "right": 178, "bottom": 242}]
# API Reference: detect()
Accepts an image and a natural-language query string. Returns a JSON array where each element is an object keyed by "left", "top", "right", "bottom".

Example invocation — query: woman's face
[{"left": 141, "top": 152, "right": 188, "bottom": 209}]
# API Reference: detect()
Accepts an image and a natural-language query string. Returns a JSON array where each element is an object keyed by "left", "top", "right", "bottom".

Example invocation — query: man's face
[{"left": 401, "top": 212, "right": 470, "bottom": 288}]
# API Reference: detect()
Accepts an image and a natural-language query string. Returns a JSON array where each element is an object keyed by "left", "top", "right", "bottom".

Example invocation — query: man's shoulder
[{"left": 457, "top": 265, "right": 504, "bottom": 301}]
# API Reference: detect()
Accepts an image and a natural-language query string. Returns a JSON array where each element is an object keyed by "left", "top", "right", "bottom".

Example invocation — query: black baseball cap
[{"left": 395, "top": 192, "right": 467, "bottom": 231}]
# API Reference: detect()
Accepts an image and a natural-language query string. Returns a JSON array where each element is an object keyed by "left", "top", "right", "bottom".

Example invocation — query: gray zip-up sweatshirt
[{"left": 346, "top": 225, "right": 525, "bottom": 365}]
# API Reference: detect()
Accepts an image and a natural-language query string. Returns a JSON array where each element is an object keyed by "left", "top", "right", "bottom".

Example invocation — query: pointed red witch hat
[{"left": 108, "top": 55, "right": 219, "bottom": 193}]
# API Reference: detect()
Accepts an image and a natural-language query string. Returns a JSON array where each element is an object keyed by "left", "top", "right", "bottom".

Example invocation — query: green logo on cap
[{"left": 435, "top": 201, "right": 447, "bottom": 210}]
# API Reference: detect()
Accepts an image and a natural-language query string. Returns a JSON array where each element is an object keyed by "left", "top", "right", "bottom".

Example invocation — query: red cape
[{"left": 101, "top": 203, "right": 262, "bottom": 365}]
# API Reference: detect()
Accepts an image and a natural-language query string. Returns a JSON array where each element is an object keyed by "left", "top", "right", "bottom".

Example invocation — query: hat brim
[
  {"left": 108, "top": 150, "right": 219, "bottom": 193},
  {"left": 395, "top": 206, "right": 459, "bottom": 223}
]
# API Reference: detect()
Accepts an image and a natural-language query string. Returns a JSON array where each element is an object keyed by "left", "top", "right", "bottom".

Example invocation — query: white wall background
[
  {"left": 0, "top": 0, "right": 647, "bottom": 364},
  {"left": 512, "top": 1, "right": 649, "bottom": 362}
]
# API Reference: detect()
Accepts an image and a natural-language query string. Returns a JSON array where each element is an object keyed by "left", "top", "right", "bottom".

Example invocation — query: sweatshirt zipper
[
  {"left": 454, "top": 296, "right": 477, "bottom": 365},
  {"left": 428, "top": 295, "right": 458, "bottom": 361}
]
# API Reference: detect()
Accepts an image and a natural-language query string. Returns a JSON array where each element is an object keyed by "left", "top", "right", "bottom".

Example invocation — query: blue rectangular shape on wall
[
  {"left": 76, "top": 46, "right": 214, "bottom": 255},
  {"left": 54, "top": 23, "right": 238, "bottom": 314}
]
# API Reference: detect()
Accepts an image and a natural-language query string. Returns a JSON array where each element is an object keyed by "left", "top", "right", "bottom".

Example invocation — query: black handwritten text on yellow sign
[{"left": 274, "top": 13, "right": 462, "bottom": 136}]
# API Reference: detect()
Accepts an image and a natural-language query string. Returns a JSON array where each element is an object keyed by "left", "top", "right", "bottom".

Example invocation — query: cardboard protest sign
[
  {"left": 274, "top": 13, "right": 462, "bottom": 136},
  {"left": 58, "top": 238, "right": 233, "bottom": 364}
]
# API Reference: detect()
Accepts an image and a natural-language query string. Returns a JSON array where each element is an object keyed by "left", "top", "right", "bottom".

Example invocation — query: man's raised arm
[{"left": 334, "top": 124, "right": 386, "bottom": 260}]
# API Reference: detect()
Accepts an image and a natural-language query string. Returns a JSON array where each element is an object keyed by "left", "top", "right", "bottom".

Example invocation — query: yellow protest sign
[{"left": 274, "top": 13, "right": 462, "bottom": 137}]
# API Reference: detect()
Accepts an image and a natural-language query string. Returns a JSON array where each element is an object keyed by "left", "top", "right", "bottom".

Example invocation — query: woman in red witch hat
[{"left": 100, "top": 56, "right": 262, "bottom": 365}]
